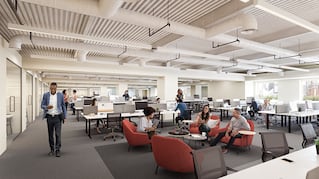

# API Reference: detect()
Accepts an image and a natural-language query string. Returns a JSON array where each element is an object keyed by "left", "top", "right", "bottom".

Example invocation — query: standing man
[
  {"left": 41, "top": 82, "right": 66, "bottom": 157},
  {"left": 71, "top": 89, "right": 77, "bottom": 115}
]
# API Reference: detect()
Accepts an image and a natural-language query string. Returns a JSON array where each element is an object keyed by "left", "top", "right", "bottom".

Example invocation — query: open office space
[{"left": 1, "top": 0, "right": 319, "bottom": 178}]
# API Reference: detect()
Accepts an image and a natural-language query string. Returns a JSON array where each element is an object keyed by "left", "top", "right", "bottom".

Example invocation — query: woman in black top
[{"left": 175, "top": 89, "right": 183, "bottom": 103}]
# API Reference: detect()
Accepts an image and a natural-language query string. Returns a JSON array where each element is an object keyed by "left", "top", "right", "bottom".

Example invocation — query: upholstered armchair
[
  {"left": 151, "top": 135, "right": 194, "bottom": 174},
  {"left": 122, "top": 119, "right": 151, "bottom": 151},
  {"left": 217, "top": 119, "right": 255, "bottom": 149},
  {"left": 189, "top": 115, "right": 220, "bottom": 137}
]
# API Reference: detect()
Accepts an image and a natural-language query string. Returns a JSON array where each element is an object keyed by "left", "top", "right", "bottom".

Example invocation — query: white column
[
  {"left": 0, "top": 49, "right": 7, "bottom": 155},
  {"left": 278, "top": 79, "right": 302, "bottom": 103},
  {"left": 21, "top": 70, "right": 27, "bottom": 131},
  {"left": 195, "top": 85, "right": 202, "bottom": 98},
  {"left": 118, "top": 83, "right": 128, "bottom": 96},
  {"left": 100, "top": 86, "right": 108, "bottom": 96},
  {"left": 157, "top": 74, "right": 178, "bottom": 101}
]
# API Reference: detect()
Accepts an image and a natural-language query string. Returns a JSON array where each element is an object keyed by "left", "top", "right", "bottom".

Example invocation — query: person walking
[{"left": 41, "top": 82, "right": 67, "bottom": 157}]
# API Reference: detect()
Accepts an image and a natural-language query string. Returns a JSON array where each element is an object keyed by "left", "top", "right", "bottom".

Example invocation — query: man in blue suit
[{"left": 41, "top": 82, "right": 66, "bottom": 157}]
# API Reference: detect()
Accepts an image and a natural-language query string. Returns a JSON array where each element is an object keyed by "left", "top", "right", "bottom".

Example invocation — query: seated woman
[
  {"left": 196, "top": 105, "right": 211, "bottom": 137},
  {"left": 137, "top": 107, "right": 157, "bottom": 139}
]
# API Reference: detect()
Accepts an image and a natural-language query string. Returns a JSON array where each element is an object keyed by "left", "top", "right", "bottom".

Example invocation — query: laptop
[{"left": 152, "top": 119, "right": 160, "bottom": 128}]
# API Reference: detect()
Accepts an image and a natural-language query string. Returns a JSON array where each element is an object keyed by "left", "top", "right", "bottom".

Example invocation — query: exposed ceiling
[{"left": 1, "top": 0, "right": 319, "bottom": 88}]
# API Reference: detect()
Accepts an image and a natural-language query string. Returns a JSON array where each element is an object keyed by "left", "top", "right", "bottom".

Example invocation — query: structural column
[
  {"left": 157, "top": 74, "right": 178, "bottom": 101},
  {"left": 118, "top": 83, "right": 128, "bottom": 96}
]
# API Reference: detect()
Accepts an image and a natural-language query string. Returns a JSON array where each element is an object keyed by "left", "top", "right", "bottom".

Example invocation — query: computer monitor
[
  {"left": 207, "top": 97, "right": 213, "bottom": 102},
  {"left": 83, "top": 99, "right": 93, "bottom": 105},
  {"left": 135, "top": 101, "right": 148, "bottom": 110},
  {"left": 194, "top": 94, "right": 200, "bottom": 99}
]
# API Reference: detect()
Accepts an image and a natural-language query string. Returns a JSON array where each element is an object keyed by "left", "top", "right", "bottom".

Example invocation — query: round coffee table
[
  {"left": 168, "top": 130, "right": 189, "bottom": 138},
  {"left": 184, "top": 134, "right": 207, "bottom": 148}
]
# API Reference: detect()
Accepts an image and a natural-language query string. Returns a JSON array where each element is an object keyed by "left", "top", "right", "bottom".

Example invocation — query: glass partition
[
  {"left": 26, "top": 73, "right": 33, "bottom": 126},
  {"left": 6, "top": 59, "right": 22, "bottom": 141}
]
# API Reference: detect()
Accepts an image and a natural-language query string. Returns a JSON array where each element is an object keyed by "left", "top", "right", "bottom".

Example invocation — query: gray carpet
[{"left": 95, "top": 142, "right": 262, "bottom": 179}]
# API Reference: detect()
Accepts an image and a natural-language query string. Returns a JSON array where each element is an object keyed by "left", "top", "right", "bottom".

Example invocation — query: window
[
  {"left": 303, "top": 80, "right": 319, "bottom": 100},
  {"left": 255, "top": 81, "right": 278, "bottom": 99}
]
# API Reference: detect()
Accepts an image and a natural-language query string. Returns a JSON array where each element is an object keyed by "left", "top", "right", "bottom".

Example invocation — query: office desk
[
  {"left": 258, "top": 110, "right": 276, "bottom": 130},
  {"left": 74, "top": 106, "right": 83, "bottom": 121},
  {"left": 220, "top": 146, "right": 319, "bottom": 179},
  {"left": 259, "top": 110, "right": 319, "bottom": 133},
  {"left": 82, "top": 112, "right": 144, "bottom": 138},
  {"left": 159, "top": 110, "right": 179, "bottom": 128},
  {"left": 211, "top": 107, "right": 236, "bottom": 121}
]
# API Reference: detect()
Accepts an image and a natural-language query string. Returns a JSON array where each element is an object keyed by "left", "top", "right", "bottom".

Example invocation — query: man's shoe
[
  {"left": 48, "top": 150, "right": 54, "bottom": 156},
  {"left": 55, "top": 150, "right": 61, "bottom": 157}
]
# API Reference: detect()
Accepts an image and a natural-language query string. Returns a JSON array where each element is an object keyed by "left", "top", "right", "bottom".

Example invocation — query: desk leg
[
  {"left": 288, "top": 116, "right": 291, "bottom": 133},
  {"left": 266, "top": 114, "right": 269, "bottom": 129},
  {"left": 161, "top": 114, "right": 164, "bottom": 128},
  {"left": 173, "top": 113, "right": 175, "bottom": 125},
  {"left": 88, "top": 120, "right": 92, "bottom": 139},
  {"left": 220, "top": 109, "right": 223, "bottom": 121},
  {"left": 76, "top": 110, "right": 80, "bottom": 121},
  {"left": 85, "top": 119, "right": 88, "bottom": 133},
  {"left": 281, "top": 115, "right": 283, "bottom": 127}
]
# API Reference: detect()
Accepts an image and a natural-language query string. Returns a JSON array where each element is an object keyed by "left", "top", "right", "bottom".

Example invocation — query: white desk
[
  {"left": 82, "top": 112, "right": 144, "bottom": 138},
  {"left": 220, "top": 146, "right": 319, "bottom": 179},
  {"left": 74, "top": 106, "right": 83, "bottom": 121},
  {"left": 159, "top": 110, "right": 179, "bottom": 128}
]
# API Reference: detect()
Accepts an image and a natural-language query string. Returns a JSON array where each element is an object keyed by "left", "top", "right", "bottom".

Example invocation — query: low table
[
  {"left": 184, "top": 134, "right": 207, "bottom": 148},
  {"left": 238, "top": 130, "right": 256, "bottom": 135},
  {"left": 168, "top": 130, "right": 189, "bottom": 138}
]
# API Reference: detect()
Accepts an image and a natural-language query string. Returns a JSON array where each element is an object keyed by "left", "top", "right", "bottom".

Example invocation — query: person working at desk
[
  {"left": 41, "top": 82, "right": 66, "bottom": 157},
  {"left": 137, "top": 107, "right": 158, "bottom": 139},
  {"left": 261, "top": 99, "right": 273, "bottom": 125},
  {"left": 62, "top": 89, "right": 69, "bottom": 110},
  {"left": 123, "top": 90, "right": 129, "bottom": 101},
  {"left": 248, "top": 97, "right": 259, "bottom": 119},
  {"left": 210, "top": 108, "right": 250, "bottom": 153}
]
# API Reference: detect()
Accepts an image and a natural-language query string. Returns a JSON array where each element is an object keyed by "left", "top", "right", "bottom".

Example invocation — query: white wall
[{"left": 208, "top": 81, "right": 245, "bottom": 99}]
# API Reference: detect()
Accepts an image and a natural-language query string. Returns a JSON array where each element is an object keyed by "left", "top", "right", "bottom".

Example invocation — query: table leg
[
  {"left": 88, "top": 120, "right": 92, "bottom": 139},
  {"left": 288, "top": 116, "right": 291, "bottom": 133},
  {"left": 281, "top": 115, "right": 284, "bottom": 127},
  {"left": 161, "top": 114, "right": 164, "bottom": 128},
  {"left": 266, "top": 114, "right": 269, "bottom": 129},
  {"left": 220, "top": 109, "right": 223, "bottom": 121},
  {"left": 85, "top": 119, "right": 88, "bottom": 133},
  {"left": 76, "top": 110, "right": 80, "bottom": 121}
]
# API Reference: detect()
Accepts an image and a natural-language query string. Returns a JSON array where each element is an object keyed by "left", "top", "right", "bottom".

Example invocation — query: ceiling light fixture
[{"left": 254, "top": 0, "right": 319, "bottom": 34}]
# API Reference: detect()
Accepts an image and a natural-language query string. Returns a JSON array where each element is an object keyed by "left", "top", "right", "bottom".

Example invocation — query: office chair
[
  {"left": 192, "top": 146, "right": 236, "bottom": 179},
  {"left": 259, "top": 131, "right": 293, "bottom": 162},
  {"left": 299, "top": 123, "right": 317, "bottom": 148},
  {"left": 103, "top": 113, "right": 124, "bottom": 141}
]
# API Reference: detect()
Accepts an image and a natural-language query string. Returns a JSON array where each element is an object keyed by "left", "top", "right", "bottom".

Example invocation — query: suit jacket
[{"left": 41, "top": 92, "right": 67, "bottom": 119}]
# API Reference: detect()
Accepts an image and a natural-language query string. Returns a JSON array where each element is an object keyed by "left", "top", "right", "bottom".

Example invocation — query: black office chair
[
  {"left": 299, "top": 123, "right": 317, "bottom": 148},
  {"left": 103, "top": 113, "right": 124, "bottom": 141},
  {"left": 259, "top": 131, "right": 293, "bottom": 162},
  {"left": 192, "top": 146, "right": 236, "bottom": 179}
]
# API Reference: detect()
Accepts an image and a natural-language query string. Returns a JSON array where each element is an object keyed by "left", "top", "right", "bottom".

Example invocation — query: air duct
[
  {"left": 206, "top": 14, "right": 257, "bottom": 39},
  {"left": 99, "top": 0, "right": 124, "bottom": 18},
  {"left": 77, "top": 50, "right": 88, "bottom": 62}
]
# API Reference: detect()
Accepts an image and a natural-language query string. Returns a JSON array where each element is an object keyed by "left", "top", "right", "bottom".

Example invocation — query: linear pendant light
[{"left": 254, "top": 0, "right": 319, "bottom": 34}]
